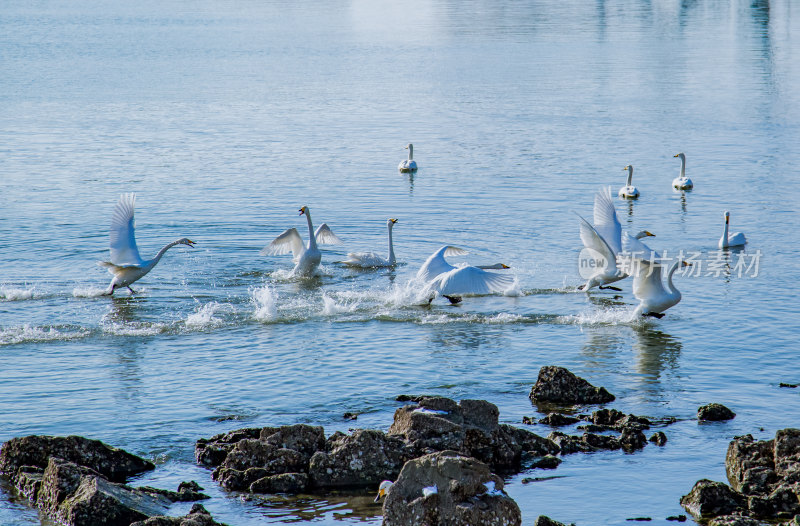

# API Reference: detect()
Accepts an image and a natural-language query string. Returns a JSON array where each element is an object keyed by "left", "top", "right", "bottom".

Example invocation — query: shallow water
[{"left": 1, "top": 1, "right": 799, "bottom": 525}]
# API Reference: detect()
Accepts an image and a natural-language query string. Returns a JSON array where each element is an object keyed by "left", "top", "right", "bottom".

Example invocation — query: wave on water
[
  {"left": 72, "top": 286, "right": 109, "bottom": 298},
  {"left": 0, "top": 324, "right": 90, "bottom": 346},
  {"left": 102, "top": 322, "right": 169, "bottom": 337},
  {"left": 556, "top": 307, "right": 650, "bottom": 326},
  {"left": 321, "top": 293, "right": 360, "bottom": 315},
  {"left": 185, "top": 302, "right": 229, "bottom": 328},
  {"left": 0, "top": 286, "right": 35, "bottom": 301},
  {"left": 252, "top": 284, "right": 279, "bottom": 321}
]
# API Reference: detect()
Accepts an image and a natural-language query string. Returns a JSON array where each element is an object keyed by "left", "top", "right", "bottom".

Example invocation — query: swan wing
[
  {"left": 314, "top": 223, "right": 343, "bottom": 245},
  {"left": 621, "top": 231, "right": 661, "bottom": 261},
  {"left": 261, "top": 228, "right": 304, "bottom": 259},
  {"left": 593, "top": 187, "right": 622, "bottom": 255},
  {"left": 444, "top": 246, "right": 468, "bottom": 257},
  {"left": 417, "top": 245, "right": 463, "bottom": 281},
  {"left": 109, "top": 193, "right": 144, "bottom": 266},
  {"left": 631, "top": 259, "right": 666, "bottom": 302},
  {"left": 343, "top": 251, "right": 389, "bottom": 267},
  {"left": 577, "top": 213, "right": 616, "bottom": 273},
  {"left": 430, "top": 266, "right": 515, "bottom": 296}
]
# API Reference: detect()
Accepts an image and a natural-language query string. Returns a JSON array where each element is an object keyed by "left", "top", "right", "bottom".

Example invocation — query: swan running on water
[
  {"left": 343, "top": 218, "right": 398, "bottom": 268},
  {"left": 672, "top": 153, "right": 693, "bottom": 190},
  {"left": 98, "top": 193, "right": 195, "bottom": 295},
  {"left": 261, "top": 206, "right": 342, "bottom": 277},
  {"left": 622, "top": 232, "right": 689, "bottom": 318},
  {"left": 618, "top": 165, "right": 640, "bottom": 199},
  {"left": 398, "top": 144, "right": 418, "bottom": 173},
  {"left": 577, "top": 187, "right": 654, "bottom": 292},
  {"left": 417, "top": 246, "right": 512, "bottom": 304},
  {"left": 719, "top": 210, "right": 746, "bottom": 249}
]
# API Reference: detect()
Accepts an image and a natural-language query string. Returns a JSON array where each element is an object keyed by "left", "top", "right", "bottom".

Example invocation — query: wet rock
[
  {"left": 538, "top": 413, "right": 580, "bottom": 427},
  {"left": 680, "top": 479, "right": 746, "bottom": 519},
  {"left": 619, "top": 429, "right": 648, "bottom": 452},
  {"left": 389, "top": 397, "right": 466, "bottom": 451},
  {"left": 779, "top": 383, "right": 799, "bottom": 388},
  {"left": 582, "top": 433, "right": 621, "bottom": 451},
  {"left": 137, "top": 483, "right": 210, "bottom": 502},
  {"left": 534, "top": 516, "right": 570, "bottom": 526},
  {"left": 249, "top": 472, "right": 309, "bottom": 493},
  {"left": 0, "top": 435, "right": 153, "bottom": 483},
  {"left": 37, "top": 457, "right": 104, "bottom": 514},
  {"left": 773, "top": 428, "right": 800, "bottom": 476},
  {"left": 529, "top": 366, "right": 615, "bottom": 406},
  {"left": 707, "top": 516, "right": 760, "bottom": 526},
  {"left": 14, "top": 465, "right": 44, "bottom": 502},
  {"left": 726, "top": 434, "right": 776, "bottom": 494},
  {"left": 616, "top": 415, "right": 651, "bottom": 432},
  {"left": 521, "top": 416, "right": 536, "bottom": 425},
  {"left": 589, "top": 408, "right": 625, "bottom": 426},
  {"left": 130, "top": 503, "right": 230, "bottom": 526},
  {"left": 698, "top": 403, "right": 736, "bottom": 422},
  {"left": 309, "top": 429, "right": 412, "bottom": 488},
  {"left": 382, "top": 450, "right": 521, "bottom": 526},
  {"left": 58, "top": 475, "right": 171, "bottom": 526},
  {"left": 665, "top": 515, "right": 686, "bottom": 522},
  {"left": 195, "top": 428, "right": 265, "bottom": 467},
  {"left": 546, "top": 432, "right": 595, "bottom": 454},
  {"left": 343, "top": 412, "right": 358, "bottom": 420},
  {"left": 649, "top": 432, "right": 668, "bottom": 446},
  {"left": 530, "top": 455, "right": 561, "bottom": 469}
]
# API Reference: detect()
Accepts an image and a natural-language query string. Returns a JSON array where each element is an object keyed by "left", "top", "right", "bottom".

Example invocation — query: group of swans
[{"left": 617, "top": 152, "right": 693, "bottom": 199}]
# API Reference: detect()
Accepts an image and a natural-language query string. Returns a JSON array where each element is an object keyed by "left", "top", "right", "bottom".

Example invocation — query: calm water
[{"left": 1, "top": 1, "right": 799, "bottom": 525}]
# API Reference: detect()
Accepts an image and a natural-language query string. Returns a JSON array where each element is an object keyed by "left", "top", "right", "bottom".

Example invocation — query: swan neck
[
  {"left": 666, "top": 260, "right": 681, "bottom": 293},
  {"left": 721, "top": 218, "right": 729, "bottom": 246},
  {"left": 680, "top": 156, "right": 686, "bottom": 178},
  {"left": 626, "top": 166, "right": 633, "bottom": 186},
  {"left": 305, "top": 211, "right": 317, "bottom": 248},
  {"left": 151, "top": 240, "right": 180, "bottom": 267},
  {"left": 408, "top": 144, "right": 413, "bottom": 161},
  {"left": 387, "top": 225, "right": 395, "bottom": 263}
]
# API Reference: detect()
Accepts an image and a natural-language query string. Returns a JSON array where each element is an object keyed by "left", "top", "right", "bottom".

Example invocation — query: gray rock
[
  {"left": 726, "top": 435, "right": 776, "bottom": 494},
  {"left": 57, "top": 475, "right": 171, "bottom": 526},
  {"left": 0, "top": 435, "right": 153, "bottom": 483},
  {"left": 698, "top": 403, "right": 736, "bottom": 422},
  {"left": 680, "top": 479, "right": 746, "bottom": 519},
  {"left": 249, "top": 472, "right": 309, "bottom": 493},
  {"left": 129, "top": 503, "right": 230, "bottom": 526},
  {"left": 589, "top": 408, "right": 625, "bottom": 426},
  {"left": 530, "top": 455, "right": 561, "bottom": 469},
  {"left": 382, "top": 451, "right": 521, "bottom": 526},
  {"left": 529, "top": 366, "right": 615, "bottom": 406},
  {"left": 649, "top": 432, "right": 668, "bottom": 446},
  {"left": 14, "top": 465, "right": 44, "bottom": 502},
  {"left": 538, "top": 413, "right": 580, "bottom": 427},
  {"left": 619, "top": 428, "right": 648, "bottom": 452},
  {"left": 136, "top": 484, "right": 210, "bottom": 502},
  {"left": 581, "top": 433, "right": 620, "bottom": 451},
  {"left": 534, "top": 516, "right": 570, "bottom": 526},
  {"left": 389, "top": 399, "right": 466, "bottom": 451},
  {"left": 195, "top": 428, "right": 265, "bottom": 467},
  {"left": 773, "top": 428, "right": 800, "bottom": 476},
  {"left": 707, "top": 516, "right": 760, "bottom": 526},
  {"left": 546, "top": 432, "right": 595, "bottom": 454},
  {"left": 37, "top": 457, "right": 103, "bottom": 514}
]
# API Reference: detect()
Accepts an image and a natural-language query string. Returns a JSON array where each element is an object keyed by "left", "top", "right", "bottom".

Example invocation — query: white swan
[
  {"left": 719, "top": 210, "right": 746, "bottom": 249},
  {"left": 672, "top": 153, "right": 693, "bottom": 190},
  {"left": 622, "top": 232, "right": 689, "bottom": 318},
  {"left": 260, "top": 206, "right": 342, "bottom": 277},
  {"left": 417, "top": 246, "right": 512, "bottom": 304},
  {"left": 98, "top": 193, "right": 195, "bottom": 295},
  {"left": 398, "top": 144, "right": 418, "bottom": 173},
  {"left": 618, "top": 165, "right": 640, "bottom": 199},
  {"left": 577, "top": 187, "right": 654, "bottom": 292},
  {"left": 374, "top": 480, "right": 393, "bottom": 502},
  {"left": 343, "top": 218, "right": 398, "bottom": 268}
]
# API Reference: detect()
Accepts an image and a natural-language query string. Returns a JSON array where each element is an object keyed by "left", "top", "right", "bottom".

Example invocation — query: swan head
[
  {"left": 375, "top": 480, "right": 394, "bottom": 502},
  {"left": 674, "top": 153, "right": 685, "bottom": 161},
  {"left": 387, "top": 218, "right": 398, "bottom": 227},
  {"left": 177, "top": 238, "right": 196, "bottom": 247},
  {"left": 404, "top": 144, "right": 412, "bottom": 150},
  {"left": 480, "top": 263, "right": 510, "bottom": 270},
  {"left": 299, "top": 206, "right": 309, "bottom": 216},
  {"left": 633, "top": 230, "right": 655, "bottom": 239},
  {"left": 623, "top": 165, "right": 633, "bottom": 173},
  {"left": 724, "top": 210, "right": 730, "bottom": 223}
]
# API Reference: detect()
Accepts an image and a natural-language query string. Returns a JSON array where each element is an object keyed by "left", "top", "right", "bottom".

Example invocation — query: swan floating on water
[
  {"left": 417, "top": 246, "right": 512, "bottom": 304},
  {"left": 618, "top": 165, "right": 640, "bottom": 199},
  {"left": 622, "top": 232, "right": 689, "bottom": 318},
  {"left": 672, "top": 153, "right": 693, "bottom": 190},
  {"left": 261, "top": 206, "right": 342, "bottom": 277},
  {"left": 343, "top": 218, "right": 398, "bottom": 268},
  {"left": 398, "top": 144, "right": 418, "bottom": 173},
  {"left": 98, "top": 193, "right": 195, "bottom": 295},
  {"left": 719, "top": 210, "right": 746, "bottom": 249},
  {"left": 577, "top": 187, "right": 654, "bottom": 292}
]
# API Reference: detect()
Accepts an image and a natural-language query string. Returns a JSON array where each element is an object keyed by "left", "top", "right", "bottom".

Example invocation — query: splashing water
[
  {"left": 186, "top": 302, "right": 226, "bottom": 328},
  {"left": 72, "top": 286, "right": 110, "bottom": 298},
  {"left": 0, "top": 286, "right": 35, "bottom": 301},
  {"left": 252, "top": 284, "right": 278, "bottom": 321}
]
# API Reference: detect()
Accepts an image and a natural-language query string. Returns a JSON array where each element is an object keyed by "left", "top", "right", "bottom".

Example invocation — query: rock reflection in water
[{"left": 246, "top": 489, "right": 382, "bottom": 523}]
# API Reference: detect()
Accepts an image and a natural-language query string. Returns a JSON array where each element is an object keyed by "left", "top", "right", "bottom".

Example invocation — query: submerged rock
[
  {"left": 533, "top": 516, "right": 571, "bottom": 526},
  {"left": 382, "top": 451, "right": 521, "bottom": 526},
  {"left": 538, "top": 413, "right": 580, "bottom": 427},
  {"left": 649, "top": 432, "right": 668, "bottom": 446},
  {"left": 529, "top": 366, "right": 615, "bottom": 406},
  {"left": 698, "top": 403, "right": 736, "bottom": 422},
  {"left": 130, "top": 503, "right": 230, "bottom": 526}
]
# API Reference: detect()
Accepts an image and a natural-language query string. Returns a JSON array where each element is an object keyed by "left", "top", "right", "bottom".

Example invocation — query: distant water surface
[{"left": 1, "top": 1, "right": 799, "bottom": 525}]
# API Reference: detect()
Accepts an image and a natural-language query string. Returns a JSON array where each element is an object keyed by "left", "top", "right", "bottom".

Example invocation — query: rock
[
  {"left": 619, "top": 429, "right": 648, "bottom": 452},
  {"left": 707, "top": 516, "right": 761, "bottom": 526},
  {"left": 382, "top": 451, "right": 521, "bottom": 526},
  {"left": 665, "top": 515, "right": 686, "bottom": 522},
  {"left": 0, "top": 435, "right": 154, "bottom": 483},
  {"left": 37, "top": 457, "right": 104, "bottom": 514},
  {"left": 534, "top": 516, "right": 570, "bottom": 526},
  {"left": 726, "top": 435, "right": 776, "bottom": 494},
  {"left": 680, "top": 479, "right": 746, "bottom": 519},
  {"left": 529, "top": 366, "right": 615, "bottom": 406},
  {"left": 649, "top": 432, "right": 668, "bottom": 446},
  {"left": 343, "top": 412, "right": 358, "bottom": 420},
  {"left": 249, "top": 472, "right": 309, "bottom": 493},
  {"left": 546, "top": 432, "right": 595, "bottom": 454},
  {"left": 15, "top": 466, "right": 44, "bottom": 502},
  {"left": 582, "top": 433, "right": 620, "bottom": 451},
  {"left": 58, "top": 475, "right": 171, "bottom": 526},
  {"left": 195, "top": 428, "right": 265, "bottom": 467},
  {"left": 309, "top": 429, "right": 412, "bottom": 488},
  {"left": 389, "top": 397, "right": 466, "bottom": 451},
  {"left": 698, "top": 404, "right": 736, "bottom": 422},
  {"left": 137, "top": 484, "right": 210, "bottom": 502},
  {"left": 615, "top": 415, "right": 651, "bottom": 431},
  {"left": 521, "top": 416, "right": 536, "bottom": 425},
  {"left": 530, "top": 455, "right": 561, "bottom": 469},
  {"left": 538, "top": 413, "right": 580, "bottom": 427},
  {"left": 773, "top": 428, "right": 800, "bottom": 476},
  {"left": 466, "top": 424, "right": 559, "bottom": 472},
  {"left": 589, "top": 409, "right": 625, "bottom": 426},
  {"left": 129, "top": 503, "right": 230, "bottom": 526}
]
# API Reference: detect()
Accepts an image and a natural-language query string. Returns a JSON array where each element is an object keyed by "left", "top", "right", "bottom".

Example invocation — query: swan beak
[
  {"left": 673, "top": 154, "right": 679, "bottom": 158},
  {"left": 682, "top": 261, "right": 691, "bottom": 267},
  {"left": 374, "top": 489, "right": 385, "bottom": 502},
  {"left": 644, "top": 231, "right": 655, "bottom": 237},
  {"left": 299, "top": 207, "right": 306, "bottom": 216},
  {"left": 187, "top": 240, "right": 196, "bottom": 247},
  {"left": 390, "top": 218, "right": 398, "bottom": 223},
  {"left": 501, "top": 264, "right": 510, "bottom": 269}
]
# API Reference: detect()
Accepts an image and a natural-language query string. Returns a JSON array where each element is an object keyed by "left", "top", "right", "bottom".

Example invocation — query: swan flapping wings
[
  {"left": 109, "top": 193, "right": 143, "bottom": 266},
  {"left": 314, "top": 223, "right": 343, "bottom": 246},
  {"left": 261, "top": 228, "right": 304, "bottom": 260},
  {"left": 416, "top": 246, "right": 469, "bottom": 282}
]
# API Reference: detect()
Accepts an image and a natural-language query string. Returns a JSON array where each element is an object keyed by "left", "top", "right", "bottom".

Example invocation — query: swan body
[
  {"left": 672, "top": 153, "right": 693, "bottom": 190},
  {"left": 578, "top": 187, "right": 654, "bottom": 292},
  {"left": 398, "top": 144, "right": 418, "bottom": 173},
  {"left": 417, "top": 245, "right": 512, "bottom": 302},
  {"left": 261, "top": 206, "right": 342, "bottom": 277},
  {"left": 98, "top": 193, "right": 195, "bottom": 295},
  {"left": 343, "top": 218, "right": 398, "bottom": 268},
  {"left": 618, "top": 165, "right": 640, "bottom": 198},
  {"left": 719, "top": 210, "right": 746, "bottom": 248},
  {"left": 622, "top": 232, "right": 688, "bottom": 318}
]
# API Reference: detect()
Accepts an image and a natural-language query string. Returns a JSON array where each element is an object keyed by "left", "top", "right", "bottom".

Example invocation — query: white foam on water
[
  {"left": 0, "top": 286, "right": 35, "bottom": 301},
  {"left": 556, "top": 307, "right": 647, "bottom": 327},
  {"left": 185, "top": 302, "right": 227, "bottom": 328},
  {"left": 72, "top": 286, "right": 109, "bottom": 298},
  {"left": 0, "top": 324, "right": 90, "bottom": 346},
  {"left": 251, "top": 284, "right": 278, "bottom": 321},
  {"left": 486, "top": 312, "right": 524, "bottom": 324},
  {"left": 103, "top": 322, "right": 168, "bottom": 337},
  {"left": 321, "top": 293, "right": 359, "bottom": 315}
]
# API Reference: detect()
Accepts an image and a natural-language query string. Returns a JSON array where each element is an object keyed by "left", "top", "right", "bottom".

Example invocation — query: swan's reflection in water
[{"left": 631, "top": 324, "right": 682, "bottom": 384}]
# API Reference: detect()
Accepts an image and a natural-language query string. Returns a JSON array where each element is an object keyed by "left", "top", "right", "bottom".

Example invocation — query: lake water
[{"left": 1, "top": 1, "right": 799, "bottom": 525}]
